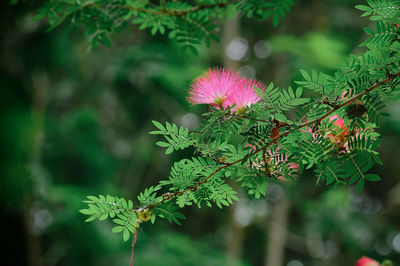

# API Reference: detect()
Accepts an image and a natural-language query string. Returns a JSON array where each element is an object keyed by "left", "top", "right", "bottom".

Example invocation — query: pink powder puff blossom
[
  {"left": 356, "top": 256, "right": 380, "bottom": 266},
  {"left": 301, "top": 115, "right": 348, "bottom": 142},
  {"left": 187, "top": 68, "right": 265, "bottom": 112},
  {"left": 187, "top": 68, "right": 241, "bottom": 107},
  {"left": 327, "top": 115, "right": 348, "bottom": 144},
  {"left": 224, "top": 78, "right": 265, "bottom": 113},
  {"left": 303, "top": 115, "right": 377, "bottom": 153},
  {"left": 329, "top": 115, "right": 347, "bottom": 134}
]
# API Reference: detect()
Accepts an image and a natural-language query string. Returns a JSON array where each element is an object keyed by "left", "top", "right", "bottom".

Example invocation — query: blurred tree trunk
[
  {"left": 226, "top": 202, "right": 245, "bottom": 265},
  {"left": 222, "top": 16, "right": 240, "bottom": 70},
  {"left": 265, "top": 195, "right": 290, "bottom": 266},
  {"left": 25, "top": 71, "right": 49, "bottom": 266},
  {"left": 222, "top": 15, "right": 243, "bottom": 265}
]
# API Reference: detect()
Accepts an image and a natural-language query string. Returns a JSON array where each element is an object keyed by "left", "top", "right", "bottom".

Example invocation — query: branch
[
  {"left": 85, "top": 2, "right": 231, "bottom": 17},
  {"left": 299, "top": 70, "right": 400, "bottom": 128},
  {"left": 149, "top": 159, "right": 236, "bottom": 209},
  {"left": 145, "top": 70, "right": 400, "bottom": 211},
  {"left": 129, "top": 225, "right": 138, "bottom": 266},
  {"left": 198, "top": 150, "right": 230, "bottom": 165},
  {"left": 236, "top": 114, "right": 272, "bottom": 123},
  {"left": 174, "top": 2, "right": 229, "bottom": 16},
  {"left": 262, "top": 147, "right": 271, "bottom": 176}
]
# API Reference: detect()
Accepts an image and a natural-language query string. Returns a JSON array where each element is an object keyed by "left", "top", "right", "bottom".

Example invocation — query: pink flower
[
  {"left": 187, "top": 68, "right": 265, "bottom": 113},
  {"left": 224, "top": 78, "right": 264, "bottom": 113},
  {"left": 341, "top": 90, "right": 350, "bottom": 100},
  {"left": 329, "top": 115, "right": 348, "bottom": 134},
  {"left": 327, "top": 115, "right": 348, "bottom": 144},
  {"left": 302, "top": 115, "right": 348, "bottom": 139},
  {"left": 187, "top": 68, "right": 241, "bottom": 107},
  {"left": 356, "top": 256, "right": 380, "bottom": 266},
  {"left": 302, "top": 115, "right": 377, "bottom": 154}
]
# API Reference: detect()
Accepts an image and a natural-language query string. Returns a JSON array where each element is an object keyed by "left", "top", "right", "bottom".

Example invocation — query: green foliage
[
  {"left": 356, "top": 0, "right": 400, "bottom": 23},
  {"left": 315, "top": 159, "right": 346, "bottom": 186},
  {"left": 207, "top": 180, "right": 239, "bottom": 208},
  {"left": 296, "top": 70, "right": 335, "bottom": 96},
  {"left": 296, "top": 133, "right": 334, "bottom": 170},
  {"left": 361, "top": 22, "right": 398, "bottom": 48},
  {"left": 255, "top": 82, "right": 309, "bottom": 114},
  {"left": 152, "top": 202, "right": 185, "bottom": 225},
  {"left": 277, "top": 86, "right": 309, "bottom": 111},
  {"left": 239, "top": 173, "right": 268, "bottom": 199},
  {"left": 33, "top": 0, "right": 297, "bottom": 52},
  {"left": 241, "top": 0, "right": 295, "bottom": 26},
  {"left": 79, "top": 195, "right": 137, "bottom": 241},
  {"left": 161, "top": 157, "right": 216, "bottom": 191},
  {"left": 241, "top": 123, "right": 271, "bottom": 148},
  {"left": 137, "top": 185, "right": 162, "bottom": 207},
  {"left": 363, "top": 95, "right": 389, "bottom": 124},
  {"left": 150, "top": 120, "right": 193, "bottom": 154}
]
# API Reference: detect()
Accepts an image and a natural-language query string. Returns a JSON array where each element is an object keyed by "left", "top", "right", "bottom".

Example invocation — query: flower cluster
[
  {"left": 304, "top": 114, "right": 377, "bottom": 154},
  {"left": 326, "top": 115, "right": 349, "bottom": 148},
  {"left": 187, "top": 68, "right": 265, "bottom": 113},
  {"left": 303, "top": 115, "right": 350, "bottom": 149}
]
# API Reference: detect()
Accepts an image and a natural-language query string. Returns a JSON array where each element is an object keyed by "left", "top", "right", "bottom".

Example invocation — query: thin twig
[
  {"left": 84, "top": 2, "right": 230, "bottom": 17},
  {"left": 174, "top": 2, "right": 228, "bottom": 16},
  {"left": 129, "top": 225, "right": 138, "bottom": 266},
  {"left": 198, "top": 150, "right": 230, "bottom": 165},
  {"left": 236, "top": 114, "right": 272, "bottom": 123},
  {"left": 262, "top": 147, "right": 271, "bottom": 176},
  {"left": 299, "top": 70, "right": 400, "bottom": 129}
]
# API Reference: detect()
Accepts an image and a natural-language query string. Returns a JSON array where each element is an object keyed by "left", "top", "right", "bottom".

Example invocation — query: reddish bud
[{"left": 356, "top": 256, "right": 380, "bottom": 266}]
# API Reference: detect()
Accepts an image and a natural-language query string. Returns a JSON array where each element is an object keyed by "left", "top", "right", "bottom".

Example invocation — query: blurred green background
[{"left": 1, "top": 0, "right": 400, "bottom": 265}]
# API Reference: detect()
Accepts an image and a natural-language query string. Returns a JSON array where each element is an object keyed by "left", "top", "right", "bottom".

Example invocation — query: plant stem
[
  {"left": 85, "top": 2, "right": 231, "bottom": 17},
  {"left": 129, "top": 226, "right": 138, "bottom": 266}
]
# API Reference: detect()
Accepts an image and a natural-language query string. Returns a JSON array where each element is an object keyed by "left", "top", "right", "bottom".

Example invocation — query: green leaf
[
  {"left": 355, "top": 5, "right": 371, "bottom": 12},
  {"left": 156, "top": 141, "right": 170, "bottom": 147},
  {"left": 165, "top": 146, "right": 174, "bottom": 154},
  {"left": 112, "top": 226, "right": 124, "bottom": 233},
  {"left": 150, "top": 121, "right": 193, "bottom": 153},
  {"left": 272, "top": 13, "right": 279, "bottom": 27},
  {"left": 112, "top": 219, "right": 126, "bottom": 226},
  {"left": 123, "top": 229, "right": 130, "bottom": 241},
  {"left": 365, "top": 174, "right": 381, "bottom": 181},
  {"left": 152, "top": 120, "right": 166, "bottom": 131},
  {"left": 356, "top": 178, "right": 365, "bottom": 194},
  {"left": 363, "top": 27, "right": 375, "bottom": 36},
  {"left": 79, "top": 208, "right": 94, "bottom": 215}
]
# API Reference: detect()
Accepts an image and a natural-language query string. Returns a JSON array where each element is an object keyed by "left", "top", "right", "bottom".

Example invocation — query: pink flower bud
[{"left": 356, "top": 256, "right": 380, "bottom": 266}]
